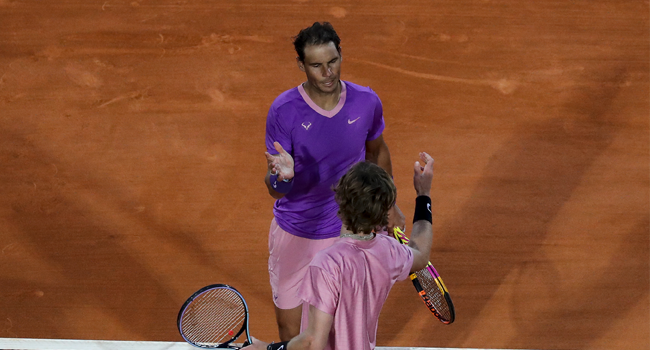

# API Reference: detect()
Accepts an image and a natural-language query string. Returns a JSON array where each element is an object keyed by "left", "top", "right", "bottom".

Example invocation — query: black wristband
[
  {"left": 267, "top": 341, "right": 289, "bottom": 350},
  {"left": 413, "top": 195, "right": 432, "bottom": 224}
]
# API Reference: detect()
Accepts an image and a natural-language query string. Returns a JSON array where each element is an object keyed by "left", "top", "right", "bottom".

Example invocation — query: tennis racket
[
  {"left": 177, "top": 284, "right": 252, "bottom": 349},
  {"left": 394, "top": 227, "right": 455, "bottom": 324}
]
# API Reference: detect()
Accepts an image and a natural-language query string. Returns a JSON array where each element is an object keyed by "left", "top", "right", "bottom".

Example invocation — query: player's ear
[{"left": 297, "top": 57, "right": 305, "bottom": 72}]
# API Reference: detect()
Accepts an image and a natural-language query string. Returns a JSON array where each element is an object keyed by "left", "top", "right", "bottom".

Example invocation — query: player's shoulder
[
  {"left": 343, "top": 80, "right": 380, "bottom": 98},
  {"left": 309, "top": 243, "right": 347, "bottom": 276},
  {"left": 376, "top": 234, "right": 411, "bottom": 254},
  {"left": 271, "top": 86, "right": 302, "bottom": 109},
  {"left": 312, "top": 240, "right": 348, "bottom": 264}
]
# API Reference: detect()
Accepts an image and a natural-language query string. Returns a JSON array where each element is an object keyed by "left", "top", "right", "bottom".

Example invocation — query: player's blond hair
[{"left": 334, "top": 161, "right": 396, "bottom": 235}]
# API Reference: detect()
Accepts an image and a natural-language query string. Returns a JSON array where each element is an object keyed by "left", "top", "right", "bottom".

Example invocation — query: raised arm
[{"left": 408, "top": 152, "right": 434, "bottom": 272}]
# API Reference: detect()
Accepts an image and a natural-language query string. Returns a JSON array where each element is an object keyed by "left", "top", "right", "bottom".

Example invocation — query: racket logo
[
  {"left": 393, "top": 227, "right": 455, "bottom": 325},
  {"left": 419, "top": 291, "right": 435, "bottom": 309}
]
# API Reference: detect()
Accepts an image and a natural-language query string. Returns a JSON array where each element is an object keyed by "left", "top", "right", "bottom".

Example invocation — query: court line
[
  {"left": 0, "top": 338, "right": 526, "bottom": 350},
  {"left": 347, "top": 58, "right": 519, "bottom": 95}
]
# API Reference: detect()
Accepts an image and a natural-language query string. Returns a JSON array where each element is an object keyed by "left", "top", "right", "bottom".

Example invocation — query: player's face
[{"left": 298, "top": 42, "right": 342, "bottom": 94}]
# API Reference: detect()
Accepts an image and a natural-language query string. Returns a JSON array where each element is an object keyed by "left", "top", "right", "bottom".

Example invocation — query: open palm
[{"left": 265, "top": 141, "right": 294, "bottom": 181}]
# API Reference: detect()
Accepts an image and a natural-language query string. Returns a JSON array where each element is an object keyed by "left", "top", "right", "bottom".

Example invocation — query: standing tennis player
[
  {"left": 264, "top": 22, "right": 405, "bottom": 341},
  {"left": 246, "top": 152, "right": 435, "bottom": 350}
]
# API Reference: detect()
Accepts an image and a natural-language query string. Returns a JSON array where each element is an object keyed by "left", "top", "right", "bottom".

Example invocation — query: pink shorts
[{"left": 268, "top": 218, "right": 338, "bottom": 309}]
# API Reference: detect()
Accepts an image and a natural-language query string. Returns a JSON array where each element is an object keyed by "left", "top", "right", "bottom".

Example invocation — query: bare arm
[
  {"left": 407, "top": 152, "right": 435, "bottom": 272},
  {"left": 365, "top": 135, "right": 392, "bottom": 176},
  {"left": 241, "top": 305, "right": 332, "bottom": 350},
  {"left": 286, "top": 305, "right": 332, "bottom": 350},
  {"left": 366, "top": 135, "right": 406, "bottom": 231}
]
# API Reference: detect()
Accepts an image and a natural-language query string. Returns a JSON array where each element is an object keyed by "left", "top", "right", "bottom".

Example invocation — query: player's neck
[
  {"left": 340, "top": 227, "right": 375, "bottom": 241},
  {"left": 303, "top": 80, "right": 341, "bottom": 111}
]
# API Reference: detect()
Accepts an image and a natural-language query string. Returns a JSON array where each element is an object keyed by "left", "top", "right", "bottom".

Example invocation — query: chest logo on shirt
[
  {"left": 348, "top": 117, "right": 361, "bottom": 124},
  {"left": 302, "top": 121, "right": 312, "bottom": 130}
]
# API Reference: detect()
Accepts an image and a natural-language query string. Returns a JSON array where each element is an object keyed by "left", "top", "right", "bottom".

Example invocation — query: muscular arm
[
  {"left": 287, "top": 305, "right": 332, "bottom": 350},
  {"left": 365, "top": 135, "right": 392, "bottom": 176},
  {"left": 366, "top": 135, "right": 405, "bottom": 231},
  {"left": 408, "top": 219, "right": 433, "bottom": 272},
  {"left": 243, "top": 305, "right": 332, "bottom": 350},
  {"left": 406, "top": 152, "right": 435, "bottom": 273}
]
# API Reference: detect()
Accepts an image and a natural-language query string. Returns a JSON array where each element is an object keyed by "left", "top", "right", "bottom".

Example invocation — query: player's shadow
[
  {"left": 0, "top": 131, "right": 182, "bottom": 339},
  {"left": 379, "top": 66, "right": 631, "bottom": 347}
]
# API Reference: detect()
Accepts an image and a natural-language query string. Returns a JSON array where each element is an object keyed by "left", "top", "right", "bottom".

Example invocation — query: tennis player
[
  {"left": 264, "top": 22, "right": 405, "bottom": 341},
  {"left": 246, "top": 152, "right": 435, "bottom": 350}
]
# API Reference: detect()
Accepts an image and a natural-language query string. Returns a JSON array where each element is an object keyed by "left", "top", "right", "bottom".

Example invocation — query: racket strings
[
  {"left": 415, "top": 269, "right": 452, "bottom": 320},
  {"left": 180, "top": 288, "right": 246, "bottom": 346}
]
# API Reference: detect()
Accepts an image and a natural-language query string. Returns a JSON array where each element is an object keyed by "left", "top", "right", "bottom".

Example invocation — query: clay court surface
[{"left": 0, "top": 1, "right": 648, "bottom": 349}]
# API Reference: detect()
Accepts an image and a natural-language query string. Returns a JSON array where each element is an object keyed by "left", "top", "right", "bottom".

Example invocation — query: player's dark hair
[
  {"left": 334, "top": 161, "right": 396, "bottom": 235},
  {"left": 293, "top": 22, "right": 341, "bottom": 62}
]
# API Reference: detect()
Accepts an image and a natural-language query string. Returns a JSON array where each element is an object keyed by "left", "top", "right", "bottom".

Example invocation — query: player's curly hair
[
  {"left": 334, "top": 161, "right": 396, "bottom": 235},
  {"left": 293, "top": 22, "right": 341, "bottom": 62}
]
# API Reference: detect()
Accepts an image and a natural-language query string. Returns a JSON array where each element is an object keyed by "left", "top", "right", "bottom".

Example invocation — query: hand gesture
[
  {"left": 265, "top": 141, "right": 295, "bottom": 181},
  {"left": 413, "top": 152, "right": 434, "bottom": 196}
]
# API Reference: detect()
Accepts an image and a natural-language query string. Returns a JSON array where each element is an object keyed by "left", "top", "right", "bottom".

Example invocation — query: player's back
[{"left": 301, "top": 234, "right": 413, "bottom": 350}]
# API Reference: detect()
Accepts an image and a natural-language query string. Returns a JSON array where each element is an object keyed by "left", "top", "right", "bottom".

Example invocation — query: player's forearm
[
  {"left": 409, "top": 219, "right": 433, "bottom": 271},
  {"left": 287, "top": 334, "right": 323, "bottom": 350},
  {"left": 408, "top": 195, "right": 433, "bottom": 271},
  {"left": 365, "top": 137, "right": 393, "bottom": 176},
  {"left": 375, "top": 144, "right": 393, "bottom": 177}
]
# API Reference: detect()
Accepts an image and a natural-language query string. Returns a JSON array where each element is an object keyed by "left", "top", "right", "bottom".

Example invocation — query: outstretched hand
[
  {"left": 413, "top": 152, "right": 434, "bottom": 196},
  {"left": 265, "top": 141, "right": 295, "bottom": 181}
]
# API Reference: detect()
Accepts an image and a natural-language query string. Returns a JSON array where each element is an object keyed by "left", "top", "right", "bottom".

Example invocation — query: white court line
[{"left": 0, "top": 338, "right": 522, "bottom": 350}]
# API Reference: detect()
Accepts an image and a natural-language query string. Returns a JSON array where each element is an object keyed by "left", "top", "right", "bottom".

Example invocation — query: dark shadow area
[
  {"left": 507, "top": 217, "right": 649, "bottom": 350},
  {"left": 377, "top": 66, "right": 632, "bottom": 348},
  {"left": 0, "top": 129, "right": 189, "bottom": 339}
]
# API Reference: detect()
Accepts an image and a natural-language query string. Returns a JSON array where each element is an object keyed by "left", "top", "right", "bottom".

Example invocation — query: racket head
[
  {"left": 177, "top": 284, "right": 251, "bottom": 349},
  {"left": 412, "top": 263, "right": 455, "bottom": 324},
  {"left": 394, "top": 228, "right": 456, "bottom": 324}
]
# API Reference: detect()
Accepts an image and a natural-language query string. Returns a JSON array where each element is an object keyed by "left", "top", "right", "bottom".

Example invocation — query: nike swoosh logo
[
  {"left": 427, "top": 203, "right": 431, "bottom": 213},
  {"left": 348, "top": 117, "right": 361, "bottom": 124}
]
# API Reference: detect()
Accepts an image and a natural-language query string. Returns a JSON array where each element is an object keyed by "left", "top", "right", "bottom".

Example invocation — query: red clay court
[{"left": 0, "top": 1, "right": 648, "bottom": 349}]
